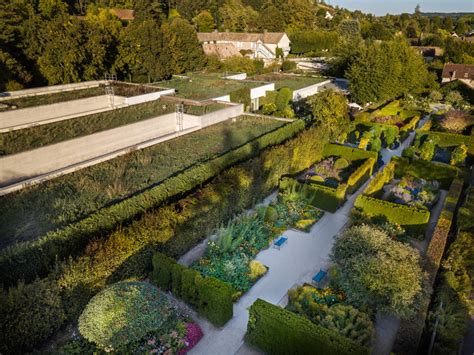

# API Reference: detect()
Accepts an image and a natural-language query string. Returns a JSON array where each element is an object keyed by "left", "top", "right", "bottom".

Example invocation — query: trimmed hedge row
[
  {"left": 399, "top": 115, "right": 421, "bottom": 139},
  {"left": 322, "top": 143, "right": 378, "bottom": 161},
  {"left": 415, "top": 130, "right": 474, "bottom": 154},
  {"left": 280, "top": 177, "right": 344, "bottom": 213},
  {"left": 347, "top": 157, "right": 376, "bottom": 194},
  {"left": 245, "top": 299, "right": 369, "bottom": 355},
  {"left": 151, "top": 252, "right": 233, "bottom": 326},
  {"left": 392, "top": 156, "right": 459, "bottom": 190},
  {"left": 363, "top": 161, "right": 396, "bottom": 197},
  {"left": 0, "top": 123, "right": 331, "bottom": 353},
  {"left": 354, "top": 195, "right": 430, "bottom": 234},
  {"left": 0, "top": 119, "right": 306, "bottom": 287},
  {"left": 393, "top": 178, "right": 464, "bottom": 354}
]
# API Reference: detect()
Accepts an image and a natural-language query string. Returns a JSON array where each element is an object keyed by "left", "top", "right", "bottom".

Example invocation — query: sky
[{"left": 326, "top": 0, "right": 474, "bottom": 16}]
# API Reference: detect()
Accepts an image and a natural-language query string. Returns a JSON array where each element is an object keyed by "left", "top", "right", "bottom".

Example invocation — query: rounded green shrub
[
  {"left": 310, "top": 175, "right": 325, "bottom": 183},
  {"left": 264, "top": 206, "right": 279, "bottom": 224},
  {"left": 78, "top": 281, "right": 171, "bottom": 351},
  {"left": 334, "top": 158, "right": 350, "bottom": 170}
]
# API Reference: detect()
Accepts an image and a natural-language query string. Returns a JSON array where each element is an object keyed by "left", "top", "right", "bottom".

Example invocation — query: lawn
[
  {"left": 0, "top": 101, "right": 228, "bottom": 155},
  {"left": 251, "top": 73, "right": 326, "bottom": 91},
  {"left": 154, "top": 74, "right": 264, "bottom": 100},
  {"left": 0, "top": 115, "right": 285, "bottom": 247},
  {"left": 0, "top": 82, "right": 160, "bottom": 110}
]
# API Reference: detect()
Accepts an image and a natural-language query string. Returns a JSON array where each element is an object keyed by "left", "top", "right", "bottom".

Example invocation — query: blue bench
[
  {"left": 273, "top": 236, "right": 288, "bottom": 250},
  {"left": 312, "top": 269, "right": 327, "bottom": 286}
]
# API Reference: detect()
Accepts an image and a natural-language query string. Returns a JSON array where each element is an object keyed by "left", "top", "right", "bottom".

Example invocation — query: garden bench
[
  {"left": 273, "top": 236, "right": 288, "bottom": 250},
  {"left": 312, "top": 269, "right": 327, "bottom": 287}
]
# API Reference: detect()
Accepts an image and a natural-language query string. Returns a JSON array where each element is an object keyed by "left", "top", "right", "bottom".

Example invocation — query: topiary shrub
[
  {"left": 334, "top": 158, "right": 350, "bottom": 170},
  {"left": 450, "top": 144, "right": 467, "bottom": 166},
  {"left": 264, "top": 206, "right": 278, "bottom": 224},
  {"left": 78, "top": 281, "right": 171, "bottom": 351}
]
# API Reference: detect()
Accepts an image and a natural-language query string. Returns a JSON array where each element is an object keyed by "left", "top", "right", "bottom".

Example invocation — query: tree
[
  {"left": 331, "top": 224, "right": 425, "bottom": 318},
  {"left": 258, "top": 5, "right": 285, "bottom": 32},
  {"left": 306, "top": 89, "right": 349, "bottom": 140},
  {"left": 134, "top": 0, "right": 168, "bottom": 23},
  {"left": 162, "top": 17, "right": 206, "bottom": 74},
  {"left": 219, "top": 0, "right": 259, "bottom": 32},
  {"left": 338, "top": 19, "right": 361, "bottom": 38},
  {"left": 283, "top": 0, "right": 316, "bottom": 32},
  {"left": 192, "top": 10, "right": 215, "bottom": 32}
]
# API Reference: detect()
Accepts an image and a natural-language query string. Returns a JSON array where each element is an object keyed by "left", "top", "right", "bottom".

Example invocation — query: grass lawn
[
  {"left": 251, "top": 73, "right": 326, "bottom": 90},
  {"left": 154, "top": 74, "right": 264, "bottom": 100},
  {"left": 0, "top": 115, "right": 285, "bottom": 247},
  {"left": 0, "top": 83, "right": 160, "bottom": 111},
  {"left": 0, "top": 101, "right": 228, "bottom": 155}
]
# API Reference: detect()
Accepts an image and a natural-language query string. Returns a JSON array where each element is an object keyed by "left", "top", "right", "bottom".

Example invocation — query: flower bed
[
  {"left": 287, "top": 285, "right": 374, "bottom": 347},
  {"left": 388, "top": 176, "right": 440, "bottom": 209}
]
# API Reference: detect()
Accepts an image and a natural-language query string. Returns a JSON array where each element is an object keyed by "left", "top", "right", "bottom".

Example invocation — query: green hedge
[
  {"left": 245, "top": 299, "right": 369, "bottom": 355},
  {"left": 394, "top": 178, "right": 464, "bottom": 354},
  {"left": 399, "top": 115, "right": 421, "bottom": 139},
  {"left": 347, "top": 157, "right": 376, "bottom": 194},
  {"left": 151, "top": 252, "right": 233, "bottom": 327},
  {"left": 280, "top": 177, "right": 343, "bottom": 213},
  {"left": 415, "top": 130, "right": 474, "bottom": 154},
  {"left": 363, "top": 161, "right": 395, "bottom": 197},
  {"left": 392, "top": 156, "right": 459, "bottom": 190},
  {"left": 354, "top": 195, "right": 430, "bottom": 234},
  {"left": 323, "top": 143, "right": 378, "bottom": 161},
  {"left": 0, "top": 119, "right": 306, "bottom": 287},
  {"left": 0, "top": 122, "right": 331, "bottom": 353}
]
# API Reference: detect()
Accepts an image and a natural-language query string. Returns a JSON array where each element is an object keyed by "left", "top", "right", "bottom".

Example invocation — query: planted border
[
  {"left": 245, "top": 299, "right": 370, "bottom": 355},
  {"left": 394, "top": 178, "right": 464, "bottom": 354},
  {"left": 0, "top": 119, "right": 306, "bottom": 286}
]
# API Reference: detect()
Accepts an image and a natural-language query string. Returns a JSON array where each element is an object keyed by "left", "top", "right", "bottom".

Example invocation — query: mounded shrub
[
  {"left": 323, "top": 143, "right": 378, "bottom": 161},
  {"left": 334, "top": 158, "right": 350, "bottom": 170},
  {"left": 363, "top": 161, "right": 395, "bottom": 197},
  {"left": 245, "top": 299, "right": 369, "bottom": 355},
  {"left": 78, "top": 281, "right": 171, "bottom": 351}
]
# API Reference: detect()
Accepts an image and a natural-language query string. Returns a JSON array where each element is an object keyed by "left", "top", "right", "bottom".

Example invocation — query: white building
[{"left": 197, "top": 31, "right": 291, "bottom": 59}]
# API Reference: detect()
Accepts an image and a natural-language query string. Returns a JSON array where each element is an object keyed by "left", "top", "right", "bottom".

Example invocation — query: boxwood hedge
[
  {"left": 245, "top": 299, "right": 369, "bottom": 355},
  {"left": 151, "top": 252, "right": 233, "bottom": 327}
]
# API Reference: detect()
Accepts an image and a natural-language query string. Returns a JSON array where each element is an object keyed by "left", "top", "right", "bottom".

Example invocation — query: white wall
[
  {"left": 0, "top": 80, "right": 105, "bottom": 101},
  {"left": 223, "top": 73, "right": 247, "bottom": 80},
  {"left": 194, "top": 103, "right": 244, "bottom": 127},
  {"left": 124, "top": 89, "right": 175, "bottom": 105},
  {"left": 292, "top": 80, "right": 332, "bottom": 101},
  {"left": 250, "top": 83, "right": 275, "bottom": 99},
  {"left": 0, "top": 95, "right": 127, "bottom": 132}
]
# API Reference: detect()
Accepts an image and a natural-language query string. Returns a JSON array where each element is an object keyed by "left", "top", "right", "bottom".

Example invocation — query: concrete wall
[
  {"left": 250, "top": 83, "right": 275, "bottom": 99},
  {"left": 213, "top": 94, "right": 231, "bottom": 102},
  {"left": 223, "top": 73, "right": 247, "bottom": 80},
  {"left": 292, "top": 79, "right": 332, "bottom": 101},
  {"left": 194, "top": 103, "right": 244, "bottom": 127},
  {"left": 0, "top": 113, "right": 183, "bottom": 187},
  {"left": 0, "top": 95, "right": 127, "bottom": 132},
  {"left": 124, "top": 89, "right": 175, "bottom": 105},
  {"left": 0, "top": 80, "right": 105, "bottom": 101}
]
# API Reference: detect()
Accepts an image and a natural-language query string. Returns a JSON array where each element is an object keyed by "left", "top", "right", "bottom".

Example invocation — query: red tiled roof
[
  {"left": 442, "top": 63, "right": 474, "bottom": 80},
  {"left": 111, "top": 9, "right": 134, "bottom": 20},
  {"left": 197, "top": 31, "right": 286, "bottom": 44}
]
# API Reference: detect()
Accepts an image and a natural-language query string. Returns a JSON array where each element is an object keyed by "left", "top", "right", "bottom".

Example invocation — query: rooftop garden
[
  {"left": 0, "top": 115, "right": 285, "bottom": 247},
  {"left": 154, "top": 73, "right": 265, "bottom": 101},
  {"left": 0, "top": 82, "right": 161, "bottom": 111},
  {"left": 251, "top": 73, "right": 327, "bottom": 91},
  {"left": 0, "top": 100, "right": 228, "bottom": 156}
]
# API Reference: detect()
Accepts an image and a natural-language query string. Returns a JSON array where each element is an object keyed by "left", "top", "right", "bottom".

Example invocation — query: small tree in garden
[
  {"left": 275, "top": 87, "right": 293, "bottom": 111},
  {"left": 331, "top": 224, "right": 425, "bottom": 318},
  {"left": 307, "top": 89, "right": 350, "bottom": 140},
  {"left": 444, "top": 90, "right": 464, "bottom": 108},
  {"left": 79, "top": 282, "right": 171, "bottom": 351},
  {"left": 450, "top": 144, "right": 468, "bottom": 166},
  {"left": 429, "top": 90, "right": 443, "bottom": 103}
]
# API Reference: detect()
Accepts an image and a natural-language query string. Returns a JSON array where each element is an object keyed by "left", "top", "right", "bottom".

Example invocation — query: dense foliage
[
  {"left": 246, "top": 299, "right": 370, "bottom": 355},
  {"left": 331, "top": 224, "right": 425, "bottom": 318},
  {"left": 78, "top": 281, "right": 171, "bottom": 350}
]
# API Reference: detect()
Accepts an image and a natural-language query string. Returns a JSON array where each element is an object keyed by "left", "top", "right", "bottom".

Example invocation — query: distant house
[
  {"left": 441, "top": 63, "right": 474, "bottom": 88},
  {"left": 197, "top": 31, "right": 291, "bottom": 60},
  {"left": 412, "top": 46, "right": 444, "bottom": 59},
  {"left": 111, "top": 9, "right": 135, "bottom": 21}
]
